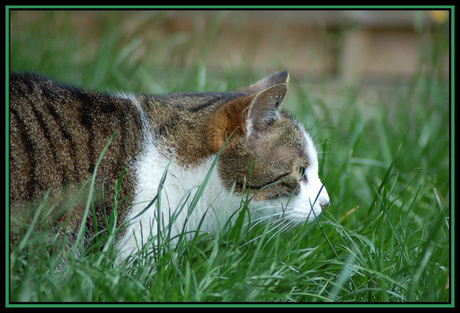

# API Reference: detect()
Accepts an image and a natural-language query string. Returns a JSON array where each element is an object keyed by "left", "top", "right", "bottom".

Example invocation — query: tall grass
[{"left": 8, "top": 11, "right": 451, "bottom": 304}]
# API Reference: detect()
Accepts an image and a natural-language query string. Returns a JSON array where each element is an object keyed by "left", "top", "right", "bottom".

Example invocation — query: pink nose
[{"left": 320, "top": 202, "right": 330, "bottom": 210}]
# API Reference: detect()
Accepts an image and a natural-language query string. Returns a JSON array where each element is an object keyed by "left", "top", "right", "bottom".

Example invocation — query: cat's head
[{"left": 208, "top": 71, "right": 330, "bottom": 224}]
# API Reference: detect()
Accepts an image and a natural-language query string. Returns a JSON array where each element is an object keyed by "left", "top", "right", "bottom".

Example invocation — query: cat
[{"left": 9, "top": 71, "right": 330, "bottom": 261}]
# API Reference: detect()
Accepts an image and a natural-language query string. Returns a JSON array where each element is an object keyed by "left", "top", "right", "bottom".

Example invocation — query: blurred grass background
[{"left": 8, "top": 8, "right": 451, "bottom": 303}]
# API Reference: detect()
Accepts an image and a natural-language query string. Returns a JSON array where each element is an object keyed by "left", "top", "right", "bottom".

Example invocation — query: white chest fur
[{"left": 116, "top": 142, "right": 240, "bottom": 261}]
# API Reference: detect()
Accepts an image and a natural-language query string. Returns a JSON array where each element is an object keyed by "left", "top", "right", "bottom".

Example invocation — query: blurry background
[
  {"left": 138, "top": 10, "right": 449, "bottom": 84},
  {"left": 10, "top": 10, "right": 449, "bottom": 84}
]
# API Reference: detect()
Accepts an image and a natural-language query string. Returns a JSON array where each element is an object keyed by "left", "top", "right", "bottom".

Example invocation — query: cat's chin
[
  {"left": 284, "top": 204, "right": 324, "bottom": 225},
  {"left": 292, "top": 191, "right": 329, "bottom": 225},
  {"left": 252, "top": 180, "right": 330, "bottom": 226}
]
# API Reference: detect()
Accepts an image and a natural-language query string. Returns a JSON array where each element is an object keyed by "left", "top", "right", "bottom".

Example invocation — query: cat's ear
[
  {"left": 244, "top": 83, "right": 288, "bottom": 136},
  {"left": 207, "top": 82, "right": 288, "bottom": 153},
  {"left": 237, "top": 71, "right": 289, "bottom": 95},
  {"left": 207, "top": 94, "right": 254, "bottom": 153}
]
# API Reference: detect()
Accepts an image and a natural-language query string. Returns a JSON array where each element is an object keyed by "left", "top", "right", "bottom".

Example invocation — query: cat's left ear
[{"left": 237, "top": 71, "right": 289, "bottom": 95}]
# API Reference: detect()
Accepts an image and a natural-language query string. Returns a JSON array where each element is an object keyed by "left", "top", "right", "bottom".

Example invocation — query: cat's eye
[{"left": 298, "top": 166, "right": 306, "bottom": 181}]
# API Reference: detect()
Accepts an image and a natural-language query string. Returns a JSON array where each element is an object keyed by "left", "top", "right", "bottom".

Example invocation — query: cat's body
[{"left": 9, "top": 71, "right": 329, "bottom": 261}]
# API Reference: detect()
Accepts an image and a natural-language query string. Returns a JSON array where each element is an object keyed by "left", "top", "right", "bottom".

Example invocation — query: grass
[{"left": 8, "top": 10, "right": 451, "bottom": 304}]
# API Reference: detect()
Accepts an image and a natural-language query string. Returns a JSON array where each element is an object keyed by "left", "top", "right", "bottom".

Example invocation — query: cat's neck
[{"left": 130, "top": 92, "right": 245, "bottom": 167}]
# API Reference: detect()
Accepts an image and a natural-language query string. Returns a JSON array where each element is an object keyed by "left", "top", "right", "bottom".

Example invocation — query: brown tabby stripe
[{"left": 10, "top": 72, "right": 144, "bottom": 233}]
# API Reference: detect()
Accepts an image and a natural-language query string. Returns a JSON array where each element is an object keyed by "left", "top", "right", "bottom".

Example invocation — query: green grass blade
[{"left": 71, "top": 133, "right": 115, "bottom": 260}]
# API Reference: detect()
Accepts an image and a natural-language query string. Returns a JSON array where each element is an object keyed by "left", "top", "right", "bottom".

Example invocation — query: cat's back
[{"left": 9, "top": 72, "right": 143, "bottom": 207}]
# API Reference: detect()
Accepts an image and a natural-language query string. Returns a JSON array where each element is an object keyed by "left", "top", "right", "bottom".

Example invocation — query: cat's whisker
[
  {"left": 262, "top": 221, "right": 294, "bottom": 249},
  {"left": 240, "top": 218, "right": 286, "bottom": 248},
  {"left": 250, "top": 205, "right": 281, "bottom": 213},
  {"left": 245, "top": 211, "right": 285, "bottom": 230}
]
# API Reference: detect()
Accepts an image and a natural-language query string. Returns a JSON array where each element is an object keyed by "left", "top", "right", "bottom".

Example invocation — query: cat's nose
[{"left": 318, "top": 186, "right": 330, "bottom": 210}]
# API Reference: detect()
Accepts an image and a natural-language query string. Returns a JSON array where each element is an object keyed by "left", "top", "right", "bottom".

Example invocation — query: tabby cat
[{"left": 9, "top": 71, "right": 330, "bottom": 261}]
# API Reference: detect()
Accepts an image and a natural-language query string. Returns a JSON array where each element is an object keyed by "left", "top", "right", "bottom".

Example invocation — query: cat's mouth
[
  {"left": 285, "top": 183, "right": 330, "bottom": 224},
  {"left": 320, "top": 201, "right": 330, "bottom": 210}
]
